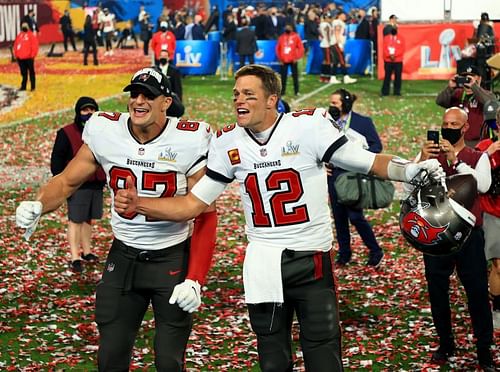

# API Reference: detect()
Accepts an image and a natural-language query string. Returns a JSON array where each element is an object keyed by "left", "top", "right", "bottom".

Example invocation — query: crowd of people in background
[
  {"left": 42, "top": 2, "right": 382, "bottom": 70},
  {"left": 11, "top": 1, "right": 385, "bottom": 96}
]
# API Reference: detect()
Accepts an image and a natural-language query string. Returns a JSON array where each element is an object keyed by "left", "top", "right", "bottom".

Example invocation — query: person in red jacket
[
  {"left": 381, "top": 27, "right": 404, "bottom": 96},
  {"left": 476, "top": 104, "right": 500, "bottom": 330},
  {"left": 276, "top": 24, "right": 304, "bottom": 96},
  {"left": 151, "top": 21, "right": 176, "bottom": 66},
  {"left": 13, "top": 22, "right": 39, "bottom": 91}
]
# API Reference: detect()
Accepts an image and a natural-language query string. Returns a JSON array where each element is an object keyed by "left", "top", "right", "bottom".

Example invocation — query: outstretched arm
[
  {"left": 329, "top": 143, "right": 444, "bottom": 183},
  {"left": 38, "top": 144, "right": 99, "bottom": 213},
  {"left": 16, "top": 144, "right": 99, "bottom": 239}
]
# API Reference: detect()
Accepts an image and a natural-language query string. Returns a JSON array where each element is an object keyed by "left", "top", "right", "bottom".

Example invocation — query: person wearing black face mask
[
  {"left": 415, "top": 107, "right": 495, "bottom": 370},
  {"left": 276, "top": 24, "right": 304, "bottom": 96},
  {"left": 157, "top": 49, "right": 183, "bottom": 102},
  {"left": 151, "top": 21, "right": 176, "bottom": 65},
  {"left": 50, "top": 97, "right": 106, "bottom": 273},
  {"left": 13, "top": 22, "right": 38, "bottom": 91},
  {"left": 381, "top": 25, "right": 404, "bottom": 96},
  {"left": 326, "top": 89, "right": 384, "bottom": 267}
]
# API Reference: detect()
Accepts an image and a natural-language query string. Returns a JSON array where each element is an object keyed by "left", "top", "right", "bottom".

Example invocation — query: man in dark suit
[
  {"left": 326, "top": 88, "right": 384, "bottom": 267},
  {"left": 268, "top": 7, "right": 286, "bottom": 39},
  {"left": 192, "top": 14, "right": 205, "bottom": 40},
  {"left": 157, "top": 49, "right": 183, "bottom": 102},
  {"left": 235, "top": 18, "right": 257, "bottom": 67},
  {"left": 252, "top": 6, "right": 273, "bottom": 40},
  {"left": 354, "top": 9, "right": 370, "bottom": 40}
]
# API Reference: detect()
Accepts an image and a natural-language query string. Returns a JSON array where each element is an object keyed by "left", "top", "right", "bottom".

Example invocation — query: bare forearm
[
  {"left": 135, "top": 193, "right": 208, "bottom": 222},
  {"left": 36, "top": 174, "right": 80, "bottom": 214},
  {"left": 369, "top": 153, "right": 394, "bottom": 179}
]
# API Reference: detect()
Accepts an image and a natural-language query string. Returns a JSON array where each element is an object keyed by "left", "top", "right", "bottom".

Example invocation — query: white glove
[
  {"left": 169, "top": 279, "right": 201, "bottom": 313},
  {"left": 405, "top": 159, "right": 445, "bottom": 183},
  {"left": 16, "top": 201, "right": 43, "bottom": 241}
]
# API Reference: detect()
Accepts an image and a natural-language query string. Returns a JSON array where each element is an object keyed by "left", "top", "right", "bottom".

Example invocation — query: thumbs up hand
[{"left": 114, "top": 176, "right": 138, "bottom": 216}]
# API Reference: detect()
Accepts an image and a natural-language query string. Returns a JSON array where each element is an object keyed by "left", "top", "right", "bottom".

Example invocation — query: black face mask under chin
[
  {"left": 441, "top": 126, "right": 464, "bottom": 145},
  {"left": 328, "top": 106, "right": 341, "bottom": 121}
]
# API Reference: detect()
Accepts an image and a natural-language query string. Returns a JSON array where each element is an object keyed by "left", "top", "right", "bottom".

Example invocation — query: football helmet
[{"left": 399, "top": 174, "right": 477, "bottom": 256}]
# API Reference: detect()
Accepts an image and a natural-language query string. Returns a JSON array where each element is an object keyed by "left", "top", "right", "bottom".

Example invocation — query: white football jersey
[
  {"left": 206, "top": 108, "right": 347, "bottom": 251},
  {"left": 83, "top": 112, "right": 212, "bottom": 250}
]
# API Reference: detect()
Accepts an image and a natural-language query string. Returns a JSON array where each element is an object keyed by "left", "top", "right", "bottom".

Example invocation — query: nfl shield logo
[
  {"left": 260, "top": 148, "right": 267, "bottom": 157},
  {"left": 138, "top": 147, "right": 145, "bottom": 155}
]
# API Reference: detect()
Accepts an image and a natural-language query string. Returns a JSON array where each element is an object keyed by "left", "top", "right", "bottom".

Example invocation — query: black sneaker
[
  {"left": 81, "top": 253, "right": 98, "bottom": 262},
  {"left": 431, "top": 347, "right": 455, "bottom": 364},
  {"left": 71, "top": 260, "right": 83, "bottom": 273},
  {"left": 478, "top": 348, "right": 496, "bottom": 372},
  {"left": 335, "top": 254, "right": 351, "bottom": 266},
  {"left": 367, "top": 251, "right": 384, "bottom": 267}
]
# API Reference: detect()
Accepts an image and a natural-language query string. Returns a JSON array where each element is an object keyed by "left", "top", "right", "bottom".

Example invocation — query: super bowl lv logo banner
[{"left": 377, "top": 23, "right": 500, "bottom": 80}]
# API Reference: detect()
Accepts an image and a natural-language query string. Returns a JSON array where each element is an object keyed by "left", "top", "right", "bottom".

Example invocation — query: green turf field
[{"left": 1, "top": 70, "right": 497, "bottom": 371}]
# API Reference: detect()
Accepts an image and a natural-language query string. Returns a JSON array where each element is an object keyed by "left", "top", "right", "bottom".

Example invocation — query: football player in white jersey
[
  {"left": 112, "top": 65, "right": 444, "bottom": 371},
  {"left": 16, "top": 67, "right": 217, "bottom": 371}
]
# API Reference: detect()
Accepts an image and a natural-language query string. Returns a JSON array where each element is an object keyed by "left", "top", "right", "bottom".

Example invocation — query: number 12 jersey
[{"left": 206, "top": 108, "right": 347, "bottom": 251}]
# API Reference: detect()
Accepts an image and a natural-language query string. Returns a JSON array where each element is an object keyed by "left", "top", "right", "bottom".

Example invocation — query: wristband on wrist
[{"left": 387, "top": 157, "right": 411, "bottom": 182}]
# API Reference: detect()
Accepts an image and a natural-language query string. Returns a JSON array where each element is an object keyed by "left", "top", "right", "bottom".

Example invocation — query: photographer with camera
[{"left": 436, "top": 65, "right": 496, "bottom": 147}]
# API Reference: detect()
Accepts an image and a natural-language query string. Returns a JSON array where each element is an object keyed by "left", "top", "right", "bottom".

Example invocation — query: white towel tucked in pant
[{"left": 243, "top": 241, "right": 286, "bottom": 304}]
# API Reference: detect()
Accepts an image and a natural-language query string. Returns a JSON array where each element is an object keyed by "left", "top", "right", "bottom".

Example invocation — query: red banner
[
  {"left": 377, "top": 23, "right": 500, "bottom": 80},
  {"left": 0, "top": 1, "right": 63, "bottom": 48}
]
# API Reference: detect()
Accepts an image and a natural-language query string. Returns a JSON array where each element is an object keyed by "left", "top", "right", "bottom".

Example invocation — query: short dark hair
[
  {"left": 332, "top": 88, "right": 357, "bottom": 113},
  {"left": 235, "top": 64, "right": 282, "bottom": 98}
]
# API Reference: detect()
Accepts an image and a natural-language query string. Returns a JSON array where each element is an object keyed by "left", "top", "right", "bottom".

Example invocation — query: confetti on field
[{"left": 0, "top": 52, "right": 498, "bottom": 370}]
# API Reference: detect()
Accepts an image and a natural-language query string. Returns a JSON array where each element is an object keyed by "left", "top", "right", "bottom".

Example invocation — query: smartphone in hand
[{"left": 427, "top": 130, "right": 439, "bottom": 144}]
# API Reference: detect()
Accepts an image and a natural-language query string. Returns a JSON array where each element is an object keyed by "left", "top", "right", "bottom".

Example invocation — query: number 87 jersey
[
  {"left": 206, "top": 108, "right": 347, "bottom": 251},
  {"left": 83, "top": 112, "right": 212, "bottom": 250}
]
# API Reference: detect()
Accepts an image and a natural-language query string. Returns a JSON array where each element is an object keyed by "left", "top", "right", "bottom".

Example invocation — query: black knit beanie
[{"left": 74, "top": 96, "right": 99, "bottom": 127}]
